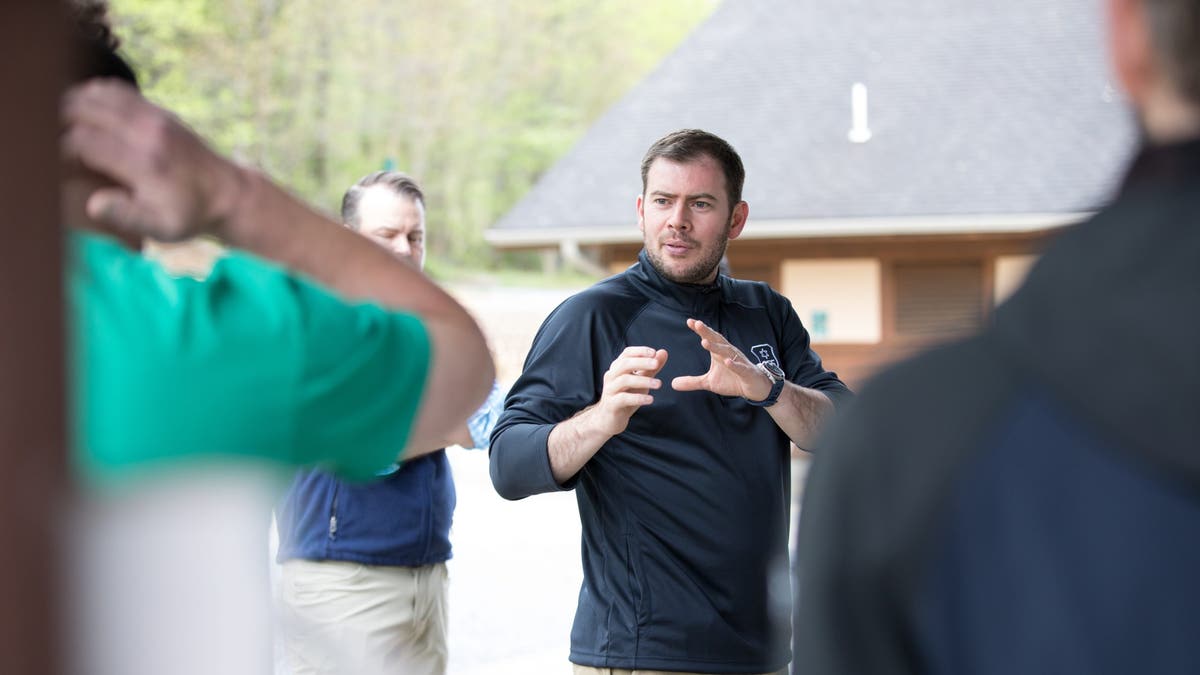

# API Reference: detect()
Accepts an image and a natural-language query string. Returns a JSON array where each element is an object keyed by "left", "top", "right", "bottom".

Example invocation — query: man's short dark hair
[
  {"left": 1146, "top": 0, "right": 1200, "bottom": 105},
  {"left": 640, "top": 129, "right": 746, "bottom": 207},
  {"left": 340, "top": 171, "right": 425, "bottom": 230},
  {"left": 68, "top": 0, "right": 138, "bottom": 88}
]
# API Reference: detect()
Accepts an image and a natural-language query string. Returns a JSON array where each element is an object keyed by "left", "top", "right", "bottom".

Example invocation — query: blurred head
[
  {"left": 340, "top": 171, "right": 427, "bottom": 269},
  {"left": 636, "top": 130, "right": 748, "bottom": 285},
  {"left": 1109, "top": 0, "right": 1200, "bottom": 141},
  {"left": 63, "top": 0, "right": 141, "bottom": 246}
]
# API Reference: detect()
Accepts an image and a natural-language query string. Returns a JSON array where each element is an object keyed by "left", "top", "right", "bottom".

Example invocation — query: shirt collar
[{"left": 628, "top": 249, "right": 724, "bottom": 316}]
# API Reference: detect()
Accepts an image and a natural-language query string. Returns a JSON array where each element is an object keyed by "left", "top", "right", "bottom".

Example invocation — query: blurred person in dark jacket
[{"left": 793, "top": 1, "right": 1200, "bottom": 674}]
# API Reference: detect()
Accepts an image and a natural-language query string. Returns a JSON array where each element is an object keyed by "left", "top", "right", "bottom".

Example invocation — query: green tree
[{"left": 109, "top": 0, "right": 717, "bottom": 266}]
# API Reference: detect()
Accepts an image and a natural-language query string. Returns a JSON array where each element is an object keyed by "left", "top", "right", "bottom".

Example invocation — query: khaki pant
[
  {"left": 279, "top": 559, "right": 448, "bottom": 675},
  {"left": 573, "top": 665, "right": 788, "bottom": 675}
]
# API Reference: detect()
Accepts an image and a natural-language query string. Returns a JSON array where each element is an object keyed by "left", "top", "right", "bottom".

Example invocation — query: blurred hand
[{"left": 61, "top": 79, "right": 248, "bottom": 242}]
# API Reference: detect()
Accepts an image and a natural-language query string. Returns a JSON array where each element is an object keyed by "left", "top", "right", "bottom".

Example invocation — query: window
[{"left": 892, "top": 261, "right": 984, "bottom": 338}]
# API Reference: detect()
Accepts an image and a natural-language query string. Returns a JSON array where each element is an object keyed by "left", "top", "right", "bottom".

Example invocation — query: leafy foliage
[{"left": 109, "top": 0, "right": 716, "bottom": 266}]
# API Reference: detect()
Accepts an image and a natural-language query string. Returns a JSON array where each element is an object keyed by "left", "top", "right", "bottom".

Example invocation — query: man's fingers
[
  {"left": 598, "top": 391, "right": 655, "bottom": 422},
  {"left": 61, "top": 82, "right": 147, "bottom": 177},
  {"left": 86, "top": 188, "right": 148, "bottom": 234},
  {"left": 609, "top": 349, "right": 669, "bottom": 379},
  {"left": 612, "top": 391, "right": 655, "bottom": 408},
  {"left": 622, "top": 356, "right": 666, "bottom": 373},
  {"left": 64, "top": 80, "right": 187, "bottom": 191},
  {"left": 62, "top": 114, "right": 169, "bottom": 199},
  {"left": 62, "top": 123, "right": 138, "bottom": 185},
  {"left": 670, "top": 375, "right": 705, "bottom": 392},
  {"left": 724, "top": 355, "right": 758, "bottom": 373},
  {"left": 618, "top": 346, "right": 658, "bottom": 359},
  {"left": 689, "top": 320, "right": 750, "bottom": 366},
  {"left": 650, "top": 348, "right": 669, "bottom": 375},
  {"left": 689, "top": 319, "right": 732, "bottom": 351},
  {"left": 687, "top": 317, "right": 719, "bottom": 338},
  {"left": 62, "top": 80, "right": 142, "bottom": 134},
  {"left": 699, "top": 337, "right": 743, "bottom": 365},
  {"left": 606, "top": 373, "right": 661, "bottom": 394}
]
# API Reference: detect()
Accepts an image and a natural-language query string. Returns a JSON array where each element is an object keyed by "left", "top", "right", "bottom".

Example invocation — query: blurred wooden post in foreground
[{"left": 0, "top": 1, "right": 68, "bottom": 673}]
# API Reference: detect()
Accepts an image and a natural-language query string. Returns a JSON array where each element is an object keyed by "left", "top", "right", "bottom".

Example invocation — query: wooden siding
[{"left": 601, "top": 229, "right": 1061, "bottom": 389}]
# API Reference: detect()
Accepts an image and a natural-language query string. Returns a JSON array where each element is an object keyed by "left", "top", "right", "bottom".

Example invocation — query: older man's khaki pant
[{"left": 280, "top": 559, "right": 448, "bottom": 675}]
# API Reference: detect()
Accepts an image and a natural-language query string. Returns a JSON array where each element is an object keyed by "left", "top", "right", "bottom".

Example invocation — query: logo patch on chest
[{"left": 750, "top": 343, "right": 780, "bottom": 368}]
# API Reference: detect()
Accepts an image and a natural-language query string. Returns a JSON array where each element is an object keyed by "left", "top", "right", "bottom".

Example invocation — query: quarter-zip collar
[{"left": 627, "top": 249, "right": 724, "bottom": 318}]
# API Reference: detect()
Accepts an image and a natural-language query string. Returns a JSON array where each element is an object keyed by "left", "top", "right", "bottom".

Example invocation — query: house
[{"left": 486, "top": 0, "right": 1136, "bottom": 387}]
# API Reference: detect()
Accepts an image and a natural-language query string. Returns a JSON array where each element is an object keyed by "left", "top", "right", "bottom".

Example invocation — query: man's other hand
[{"left": 594, "top": 346, "right": 668, "bottom": 436}]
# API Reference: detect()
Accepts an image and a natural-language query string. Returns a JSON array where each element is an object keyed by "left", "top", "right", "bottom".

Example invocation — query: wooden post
[{"left": 0, "top": 1, "right": 68, "bottom": 673}]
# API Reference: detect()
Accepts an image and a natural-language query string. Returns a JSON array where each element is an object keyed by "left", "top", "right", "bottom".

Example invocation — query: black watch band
[{"left": 746, "top": 362, "right": 785, "bottom": 408}]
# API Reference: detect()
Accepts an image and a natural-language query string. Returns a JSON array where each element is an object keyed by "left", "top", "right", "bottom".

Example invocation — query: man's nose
[
  {"left": 667, "top": 202, "right": 690, "bottom": 230},
  {"left": 391, "top": 238, "right": 412, "bottom": 259}
]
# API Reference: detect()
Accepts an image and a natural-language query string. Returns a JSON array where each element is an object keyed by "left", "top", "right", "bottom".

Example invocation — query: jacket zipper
[{"left": 328, "top": 483, "right": 340, "bottom": 539}]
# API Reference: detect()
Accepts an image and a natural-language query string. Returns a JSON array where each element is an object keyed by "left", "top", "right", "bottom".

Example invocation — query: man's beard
[{"left": 645, "top": 225, "right": 729, "bottom": 285}]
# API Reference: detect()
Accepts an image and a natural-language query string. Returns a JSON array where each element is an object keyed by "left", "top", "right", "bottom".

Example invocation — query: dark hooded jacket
[{"left": 793, "top": 138, "right": 1200, "bottom": 675}]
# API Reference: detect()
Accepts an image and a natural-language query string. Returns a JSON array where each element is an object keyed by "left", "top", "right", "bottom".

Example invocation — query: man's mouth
[{"left": 663, "top": 239, "right": 692, "bottom": 255}]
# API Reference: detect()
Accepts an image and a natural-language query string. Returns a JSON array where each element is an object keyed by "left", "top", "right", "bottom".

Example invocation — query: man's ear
[
  {"left": 635, "top": 193, "right": 645, "bottom": 235},
  {"left": 728, "top": 201, "right": 749, "bottom": 240},
  {"left": 1108, "top": 0, "right": 1155, "bottom": 105}
]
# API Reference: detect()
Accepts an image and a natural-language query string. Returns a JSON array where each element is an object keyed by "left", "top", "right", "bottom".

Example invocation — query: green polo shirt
[{"left": 69, "top": 232, "right": 430, "bottom": 485}]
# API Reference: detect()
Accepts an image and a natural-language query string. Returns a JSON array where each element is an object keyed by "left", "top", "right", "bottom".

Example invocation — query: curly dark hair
[
  {"left": 67, "top": 0, "right": 138, "bottom": 87},
  {"left": 69, "top": 1, "right": 120, "bottom": 50}
]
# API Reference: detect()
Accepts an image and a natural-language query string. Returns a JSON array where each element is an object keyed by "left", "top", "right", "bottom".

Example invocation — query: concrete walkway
[{"left": 446, "top": 451, "right": 581, "bottom": 674}]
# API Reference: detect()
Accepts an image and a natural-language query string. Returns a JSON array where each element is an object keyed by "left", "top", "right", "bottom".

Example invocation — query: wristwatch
[{"left": 745, "top": 361, "right": 786, "bottom": 408}]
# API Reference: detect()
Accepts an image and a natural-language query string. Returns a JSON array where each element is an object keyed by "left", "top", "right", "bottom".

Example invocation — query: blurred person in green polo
[
  {"left": 60, "top": 4, "right": 493, "bottom": 674},
  {"left": 65, "top": 5, "right": 491, "bottom": 485}
]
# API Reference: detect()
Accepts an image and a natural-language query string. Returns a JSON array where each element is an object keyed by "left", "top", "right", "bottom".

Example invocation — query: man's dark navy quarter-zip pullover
[{"left": 490, "top": 251, "right": 851, "bottom": 674}]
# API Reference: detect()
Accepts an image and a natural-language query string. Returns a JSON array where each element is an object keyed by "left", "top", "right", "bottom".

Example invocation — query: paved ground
[{"left": 445, "top": 451, "right": 582, "bottom": 675}]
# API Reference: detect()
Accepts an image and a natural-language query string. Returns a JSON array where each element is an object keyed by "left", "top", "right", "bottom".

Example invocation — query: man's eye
[
  {"left": 410, "top": 235, "right": 423, "bottom": 244},
  {"left": 653, "top": 198, "right": 669, "bottom": 206},
  {"left": 693, "top": 201, "right": 710, "bottom": 209}
]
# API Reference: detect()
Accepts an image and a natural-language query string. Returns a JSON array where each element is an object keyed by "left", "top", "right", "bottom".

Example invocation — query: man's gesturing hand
[
  {"left": 593, "top": 346, "right": 669, "bottom": 436},
  {"left": 672, "top": 319, "right": 773, "bottom": 401}
]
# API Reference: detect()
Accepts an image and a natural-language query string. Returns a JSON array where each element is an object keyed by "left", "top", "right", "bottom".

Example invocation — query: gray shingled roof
[{"left": 488, "top": 0, "right": 1137, "bottom": 245}]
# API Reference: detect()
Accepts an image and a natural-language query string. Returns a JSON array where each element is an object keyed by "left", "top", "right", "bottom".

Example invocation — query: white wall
[
  {"left": 781, "top": 259, "right": 881, "bottom": 343},
  {"left": 994, "top": 254, "right": 1038, "bottom": 305}
]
